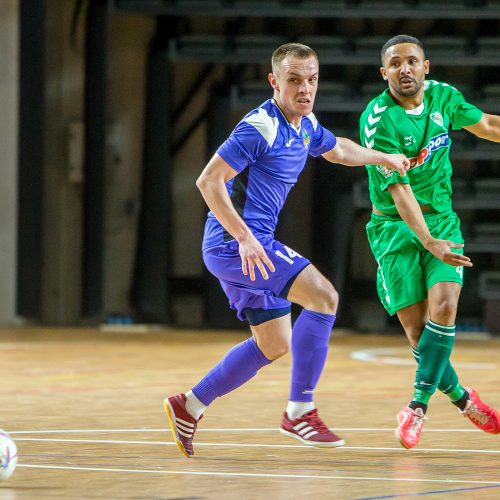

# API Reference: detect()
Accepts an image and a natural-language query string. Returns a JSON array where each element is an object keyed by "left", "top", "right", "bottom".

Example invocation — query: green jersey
[{"left": 359, "top": 80, "right": 482, "bottom": 215}]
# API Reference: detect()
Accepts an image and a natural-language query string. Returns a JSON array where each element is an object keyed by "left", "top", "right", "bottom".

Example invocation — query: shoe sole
[
  {"left": 464, "top": 388, "right": 500, "bottom": 434},
  {"left": 164, "top": 399, "right": 191, "bottom": 459},
  {"left": 395, "top": 429, "right": 413, "bottom": 449},
  {"left": 279, "top": 428, "right": 345, "bottom": 447},
  {"left": 466, "top": 418, "right": 500, "bottom": 434}
]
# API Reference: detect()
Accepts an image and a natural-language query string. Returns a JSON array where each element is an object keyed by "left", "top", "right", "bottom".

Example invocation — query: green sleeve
[
  {"left": 360, "top": 113, "right": 409, "bottom": 192},
  {"left": 446, "top": 86, "right": 483, "bottom": 130}
]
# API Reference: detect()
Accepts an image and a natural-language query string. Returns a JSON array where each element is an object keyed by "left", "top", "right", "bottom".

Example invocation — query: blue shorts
[{"left": 203, "top": 237, "right": 311, "bottom": 321}]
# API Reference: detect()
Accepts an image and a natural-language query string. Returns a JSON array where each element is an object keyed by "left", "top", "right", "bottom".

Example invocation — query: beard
[{"left": 395, "top": 78, "right": 422, "bottom": 97}]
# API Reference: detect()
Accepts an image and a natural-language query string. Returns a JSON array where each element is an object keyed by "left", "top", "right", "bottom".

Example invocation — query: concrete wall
[
  {"left": 40, "top": 5, "right": 155, "bottom": 324},
  {"left": 0, "top": 6, "right": 311, "bottom": 326},
  {"left": 0, "top": 2, "right": 20, "bottom": 324},
  {"left": 42, "top": 0, "right": 85, "bottom": 324},
  {"left": 104, "top": 13, "right": 154, "bottom": 316},
  {"left": 0, "top": 6, "right": 342, "bottom": 326}
]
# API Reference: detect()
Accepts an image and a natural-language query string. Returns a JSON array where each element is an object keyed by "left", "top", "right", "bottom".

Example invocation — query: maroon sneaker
[
  {"left": 164, "top": 393, "right": 202, "bottom": 458},
  {"left": 279, "top": 409, "right": 345, "bottom": 447},
  {"left": 395, "top": 406, "right": 427, "bottom": 449},
  {"left": 461, "top": 388, "right": 500, "bottom": 434}
]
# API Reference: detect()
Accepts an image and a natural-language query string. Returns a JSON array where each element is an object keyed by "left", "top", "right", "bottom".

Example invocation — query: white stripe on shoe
[
  {"left": 176, "top": 417, "right": 195, "bottom": 439},
  {"left": 177, "top": 428, "right": 194, "bottom": 438},
  {"left": 176, "top": 417, "right": 195, "bottom": 429},
  {"left": 302, "top": 430, "right": 319, "bottom": 439},
  {"left": 279, "top": 428, "right": 345, "bottom": 447},
  {"left": 294, "top": 422, "right": 308, "bottom": 431},
  {"left": 294, "top": 423, "right": 318, "bottom": 438}
]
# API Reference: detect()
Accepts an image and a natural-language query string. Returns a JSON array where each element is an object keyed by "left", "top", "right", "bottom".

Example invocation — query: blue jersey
[{"left": 202, "top": 99, "right": 337, "bottom": 249}]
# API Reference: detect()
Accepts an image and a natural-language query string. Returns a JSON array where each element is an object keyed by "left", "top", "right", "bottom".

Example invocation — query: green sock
[
  {"left": 410, "top": 345, "right": 465, "bottom": 401},
  {"left": 412, "top": 320, "right": 456, "bottom": 404},
  {"left": 447, "top": 383, "right": 466, "bottom": 403}
]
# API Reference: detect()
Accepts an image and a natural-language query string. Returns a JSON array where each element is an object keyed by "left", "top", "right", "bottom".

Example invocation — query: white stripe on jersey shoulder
[
  {"left": 424, "top": 79, "right": 457, "bottom": 92},
  {"left": 243, "top": 107, "right": 280, "bottom": 147},
  {"left": 363, "top": 100, "right": 388, "bottom": 149},
  {"left": 305, "top": 112, "right": 318, "bottom": 131}
]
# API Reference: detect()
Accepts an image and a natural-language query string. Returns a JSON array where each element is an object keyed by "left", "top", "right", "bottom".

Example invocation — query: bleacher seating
[
  {"left": 112, "top": 0, "right": 500, "bottom": 331},
  {"left": 114, "top": 0, "right": 500, "bottom": 19}
]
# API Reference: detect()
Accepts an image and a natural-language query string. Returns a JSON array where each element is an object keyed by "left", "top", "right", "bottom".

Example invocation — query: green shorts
[{"left": 366, "top": 210, "right": 465, "bottom": 315}]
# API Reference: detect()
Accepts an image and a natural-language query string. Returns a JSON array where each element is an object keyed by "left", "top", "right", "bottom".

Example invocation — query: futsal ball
[{"left": 0, "top": 430, "right": 17, "bottom": 480}]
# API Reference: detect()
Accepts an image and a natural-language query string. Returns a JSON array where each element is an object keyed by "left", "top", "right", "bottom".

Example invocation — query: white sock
[
  {"left": 286, "top": 401, "right": 315, "bottom": 420},
  {"left": 185, "top": 390, "right": 207, "bottom": 420}
]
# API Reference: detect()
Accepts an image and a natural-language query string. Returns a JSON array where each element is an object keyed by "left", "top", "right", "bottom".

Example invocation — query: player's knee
[
  {"left": 329, "top": 286, "right": 339, "bottom": 311},
  {"left": 314, "top": 283, "right": 338, "bottom": 314},
  {"left": 432, "top": 300, "right": 458, "bottom": 324},
  {"left": 260, "top": 337, "right": 290, "bottom": 360},
  {"left": 404, "top": 327, "right": 422, "bottom": 347},
  {"left": 268, "top": 343, "right": 290, "bottom": 360}
]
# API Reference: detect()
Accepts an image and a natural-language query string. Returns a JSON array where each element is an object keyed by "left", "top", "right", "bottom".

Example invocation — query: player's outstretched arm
[
  {"left": 196, "top": 154, "right": 275, "bottom": 281},
  {"left": 464, "top": 113, "right": 500, "bottom": 143},
  {"left": 388, "top": 183, "right": 473, "bottom": 268},
  {"left": 321, "top": 137, "right": 410, "bottom": 175}
]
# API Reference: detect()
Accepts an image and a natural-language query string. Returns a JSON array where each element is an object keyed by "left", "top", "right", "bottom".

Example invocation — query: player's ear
[
  {"left": 380, "top": 67, "right": 387, "bottom": 80},
  {"left": 424, "top": 59, "right": 430, "bottom": 75},
  {"left": 268, "top": 73, "right": 279, "bottom": 90}
]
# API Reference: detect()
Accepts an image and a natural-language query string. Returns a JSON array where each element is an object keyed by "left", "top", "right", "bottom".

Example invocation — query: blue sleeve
[
  {"left": 308, "top": 123, "right": 337, "bottom": 158},
  {"left": 216, "top": 121, "right": 270, "bottom": 173}
]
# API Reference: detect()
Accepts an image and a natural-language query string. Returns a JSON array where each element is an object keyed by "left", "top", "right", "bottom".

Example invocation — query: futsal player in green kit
[{"left": 359, "top": 34, "right": 500, "bottom": 449}]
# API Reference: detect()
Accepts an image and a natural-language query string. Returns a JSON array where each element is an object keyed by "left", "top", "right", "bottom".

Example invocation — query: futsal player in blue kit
[{"left": 165, "top": 43, "right": 410, "bottom": 457}]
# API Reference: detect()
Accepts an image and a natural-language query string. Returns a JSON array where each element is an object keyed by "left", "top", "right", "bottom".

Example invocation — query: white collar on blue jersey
[{"left": 271, "top": 98, "right": 302, "bottom": 134}]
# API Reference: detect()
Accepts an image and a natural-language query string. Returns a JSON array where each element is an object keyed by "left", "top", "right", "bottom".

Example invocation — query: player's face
[
  {"left": 380, "top": 43, "right": 429, "bottom": 100},
  {"left": 268, "top": 55, "right": 318, "bottom": 126}
]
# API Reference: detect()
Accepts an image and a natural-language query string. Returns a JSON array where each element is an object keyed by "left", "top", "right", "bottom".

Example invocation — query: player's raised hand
[
  {"left": 423, "top": 238, "right": 473, "bottom": 267},
  {"left": 381, "top": 153, "right": 410, "bottom": 176},
  {"left": 238, "top": 234, "right": 275, "bottom": 281}
]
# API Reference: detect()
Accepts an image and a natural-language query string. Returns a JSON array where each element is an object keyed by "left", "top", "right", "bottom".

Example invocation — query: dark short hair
[
  {"left": 271, "top": 43, "right": 318, "bottom": 73},
  {"left": 381, "top": 35, "right": 425, "bottom": 63}
]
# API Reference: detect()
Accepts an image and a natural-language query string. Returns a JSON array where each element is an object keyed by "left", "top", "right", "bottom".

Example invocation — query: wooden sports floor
[{"left": 1, "top": 326, "right": 500, "bottom": 499}]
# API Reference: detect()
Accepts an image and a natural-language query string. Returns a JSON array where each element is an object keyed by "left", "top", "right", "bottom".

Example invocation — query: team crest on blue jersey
[{"left": 302, "top": 131, "right": 310, "bottom": 148}]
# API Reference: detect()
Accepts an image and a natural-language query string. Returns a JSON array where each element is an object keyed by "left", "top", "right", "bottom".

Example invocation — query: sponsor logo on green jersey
[{"left": 409, "top": 132, "right": 449, "bottom": 169}]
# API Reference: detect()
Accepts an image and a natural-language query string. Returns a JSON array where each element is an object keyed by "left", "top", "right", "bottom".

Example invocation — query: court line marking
[
  {"left": 12, "top": 437, "right": 500, "bottom": 454},
  {"left": 15, "top": 464, "right": 500, "bottom": 485},
  {"left": 8, "top": 427, "right": 483, "bottom": 434},
  {"left": 355, "top": 483, "right": 500, "bottom": 500},
  {"left": 0, "top": 341, "right": 118, "bottom": 349}
]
